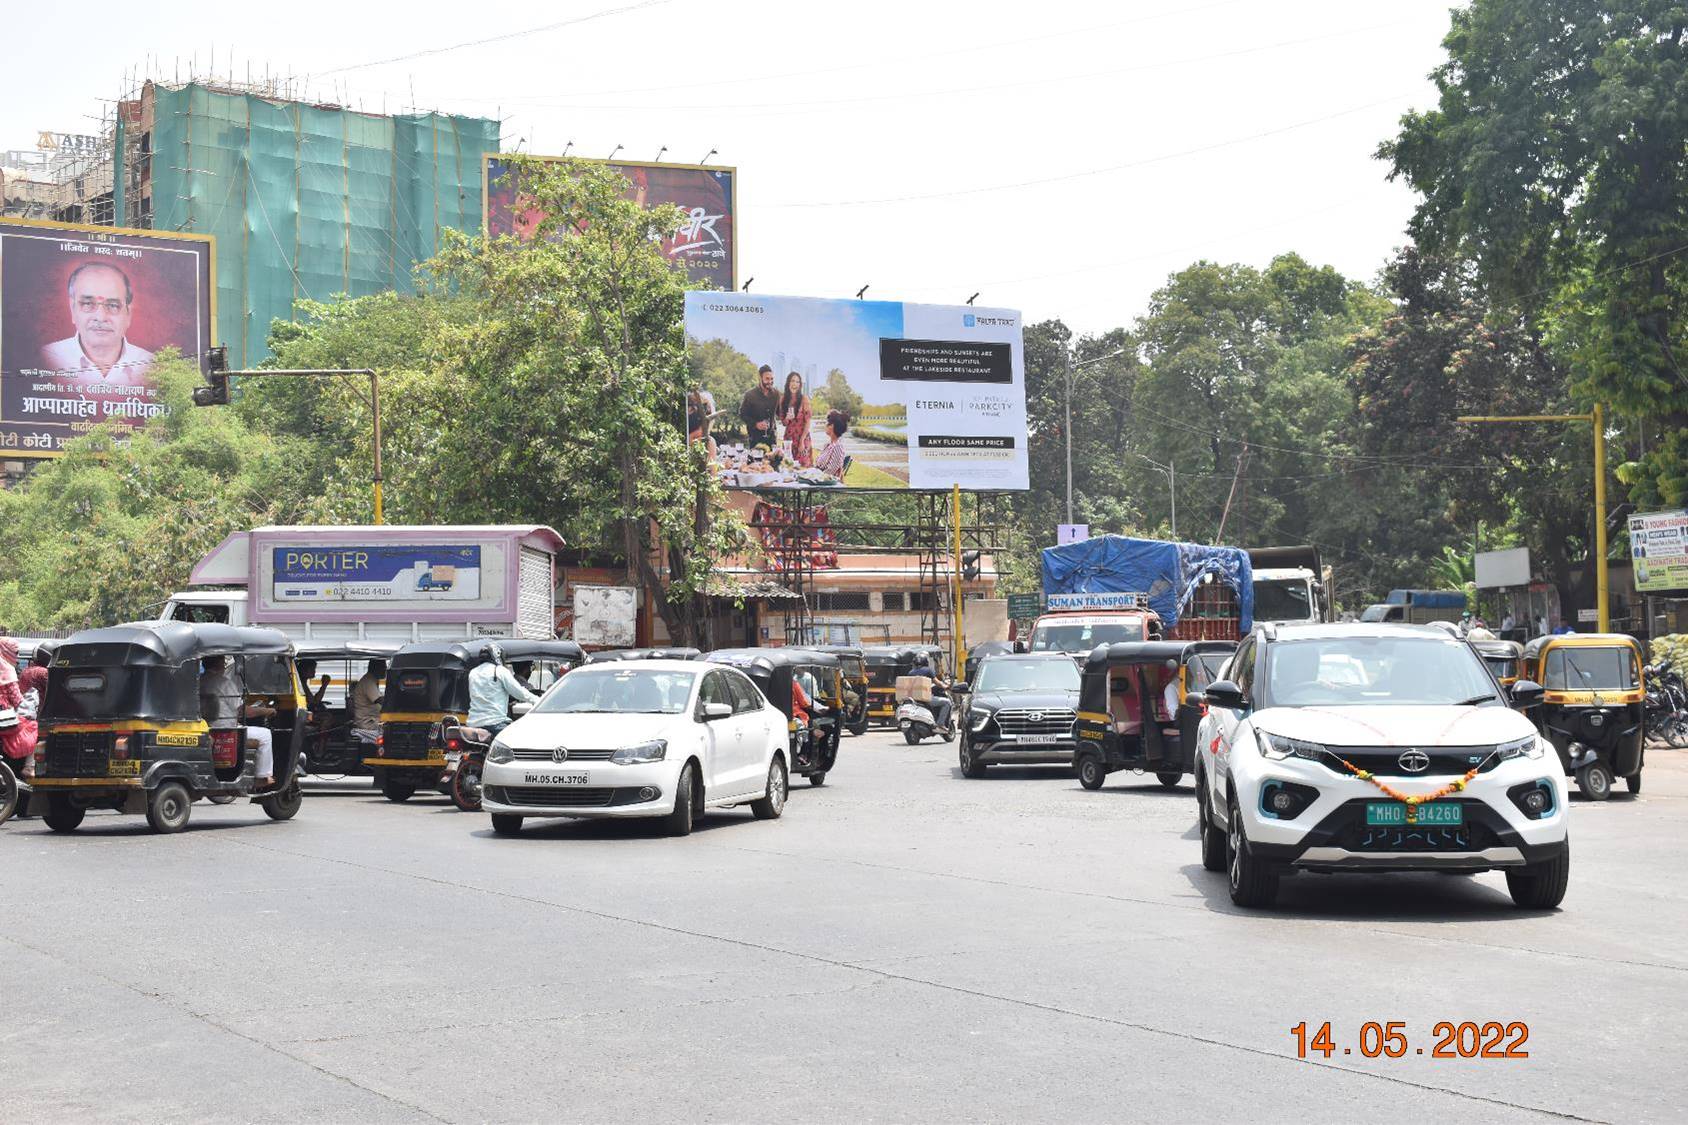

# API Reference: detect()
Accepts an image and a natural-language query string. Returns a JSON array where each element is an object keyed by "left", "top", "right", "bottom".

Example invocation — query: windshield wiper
[{"left": 1453, "top": 695, "right": 1496, "bottom": 707}]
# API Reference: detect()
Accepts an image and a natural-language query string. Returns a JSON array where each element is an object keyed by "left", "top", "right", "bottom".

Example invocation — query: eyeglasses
[{"left": 75, "top": 297, "right": 127, "bottom": 315}]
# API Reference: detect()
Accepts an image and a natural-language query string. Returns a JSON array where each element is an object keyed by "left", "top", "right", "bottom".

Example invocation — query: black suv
[{"left": 958, "top": 653, "right": 1082, "bottom": 778}]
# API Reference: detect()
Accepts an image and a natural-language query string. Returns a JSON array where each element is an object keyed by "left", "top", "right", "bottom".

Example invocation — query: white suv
[{"left": 1193, "top": 623, "right": 1569, "bottom": 909}]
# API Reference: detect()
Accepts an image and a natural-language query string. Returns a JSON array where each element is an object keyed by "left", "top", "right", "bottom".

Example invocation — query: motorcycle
[
  {"left": 1643, "top": 682, "right": 1688, "bottom": 749},
  {"left": 444, "top": 722, "right": 494, "bottom": 812},
  {"left": 896, "top": 698, "right": 955, "bottom": 745},
  {"left": 0, "top": 758, "right": 21, "bottom": 825}
]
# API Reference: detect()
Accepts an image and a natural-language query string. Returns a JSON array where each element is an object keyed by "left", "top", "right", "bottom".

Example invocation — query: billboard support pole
[
  {"left": 371, "top": 370, "right": 385, "bottom": 525},
  {"left": 951, "top": 484, "right": 966, "bottom": 678},
  {"left": 223, "top": 368, "right": 384, "bottom": 524}
]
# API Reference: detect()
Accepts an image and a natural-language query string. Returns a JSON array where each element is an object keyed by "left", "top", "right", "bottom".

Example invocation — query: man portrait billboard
[
  {"left": 484, "top": 154, "right": 736, "bottom": 290},
  {"left": 0, "top": 219, "right": 214, "bottom": 457}
]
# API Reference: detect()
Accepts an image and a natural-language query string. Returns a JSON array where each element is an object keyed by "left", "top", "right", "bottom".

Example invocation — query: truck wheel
[
  {"left": 381, "top": 779, "right": 416, "bottom": 803},
  {"left": 1076, "top": 754, "right": 1105, "bottom": 790},
  {"left": 1575, "top": 762, "right": 1612, "bottom": 801},
  {"left": 44, "top": 795, "right": 84, "bottom": 833},
  {"left": 146, "top": 782, "right": 193, "bottom": 834},
  {"left": 261, "top": 779, "right": 303, "bottom": 821}
]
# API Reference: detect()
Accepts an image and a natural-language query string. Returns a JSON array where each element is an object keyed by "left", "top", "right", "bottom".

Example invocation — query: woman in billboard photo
[
  {"left": 779, "top": 371, "right": 813, "bottom": 467},
  {"left": 815, "top": 409, "right": 850, "bottom": 481}
]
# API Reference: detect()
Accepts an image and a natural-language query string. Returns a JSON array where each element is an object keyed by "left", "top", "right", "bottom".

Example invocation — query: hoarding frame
[
  {"left": 481, "top": 152, "right": 738, "bottom": 292},
  {"left": 0, "top": 216, "right": 217, "bottom": 459}
]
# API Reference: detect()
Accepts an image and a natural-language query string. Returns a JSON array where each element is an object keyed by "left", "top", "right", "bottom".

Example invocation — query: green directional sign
[{"left": 1006, "top": 593, "right": 1044, "bottom": 620}]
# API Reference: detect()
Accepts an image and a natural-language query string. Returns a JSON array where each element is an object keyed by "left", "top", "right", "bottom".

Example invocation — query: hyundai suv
[{"left": 1193, "top": 623, "right": 1569, "bottom": 909}]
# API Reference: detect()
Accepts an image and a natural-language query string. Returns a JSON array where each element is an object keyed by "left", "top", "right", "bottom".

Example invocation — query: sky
[{"left": 3, "top": 0, "right": 1455, "bottom": 334}]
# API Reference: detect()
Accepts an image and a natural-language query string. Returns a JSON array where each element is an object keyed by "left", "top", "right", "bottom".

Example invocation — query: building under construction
[{"left": 3, "top": 77, "right": 499, "bottom": 366}]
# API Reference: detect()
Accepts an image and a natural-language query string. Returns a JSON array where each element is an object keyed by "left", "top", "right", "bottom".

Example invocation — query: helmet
[
  {"left": 485, "top": 641, "right": 505, "bottom": 665},
  {"left": 913, "top": 653, "right": 931, "bottom": 668}
]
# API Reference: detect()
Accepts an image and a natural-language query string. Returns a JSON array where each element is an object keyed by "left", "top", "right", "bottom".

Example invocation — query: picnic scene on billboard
[
  {"left": 0, "top": 219, "right": 212, "bottom": 456},
  {"left": 683, "top": 292, "right": 1030, "bottom": 491}
]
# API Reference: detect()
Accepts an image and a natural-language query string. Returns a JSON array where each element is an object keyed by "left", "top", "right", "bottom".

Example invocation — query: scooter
[
  {"left": 897, "top": 697, "right": 955, "bottom": 745},
  {"left": 444, "top": 722, "right": 494, "bottom": 812}
]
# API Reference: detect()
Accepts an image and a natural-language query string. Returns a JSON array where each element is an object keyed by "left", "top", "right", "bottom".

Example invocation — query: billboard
[
  {"left": 484, "top": 154, "right": 735, "bottom": 290},
  {"left": 0, "top": 218, "right": 214, "bottom": 457},
  {"left": 270, "top": 545, "right": 484, "bottom": 603},
  {"left": 1630, "top": 510, "right": 1688, "bottom": 592},
  {"left": 1475, "top": 547, "right": 1531, "bottom": 589},
  {"left": 684, "top": 292, "right": 1028, "bottom": 491}
]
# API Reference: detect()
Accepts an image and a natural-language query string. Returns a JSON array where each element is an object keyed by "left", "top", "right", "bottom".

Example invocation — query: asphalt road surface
[{"left": 6, "top": 733, "right": 1686, "bottom": 1123}]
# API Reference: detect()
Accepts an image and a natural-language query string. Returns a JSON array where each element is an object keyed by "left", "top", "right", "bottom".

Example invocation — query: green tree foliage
[
  {"left": 687, "top": 335, "right": 760, "bottom": 442},
  {"left": 813, "top": 368, "right": 865, "bottom": 421},
  {"left": 1382, "top": 0, "right": 1688, "bottom": 505}
]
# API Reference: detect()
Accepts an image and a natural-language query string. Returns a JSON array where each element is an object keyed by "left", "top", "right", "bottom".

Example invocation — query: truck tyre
[
  {"left": 44, "top": 795, "right": 84, "bottom": 833},
  {"left": 146, "top": 782, "right": 193, "bottom": 834}
]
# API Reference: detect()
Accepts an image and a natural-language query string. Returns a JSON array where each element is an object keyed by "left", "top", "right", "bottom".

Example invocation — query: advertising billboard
[
  {"left": 1630, "top": 510, "right": 1688, "bottom": 592},
  {"left": 0, "top": 218, "right": 214, "bottom": 457},
  {"left": 684, "top": 292, "right": 1028, "bottom": 491},
  {"left": 484, "top": 154, "right": 735, "bottom": 290},
  {"left": 270, "top": 545, "right": 484, "bottom": 604}
]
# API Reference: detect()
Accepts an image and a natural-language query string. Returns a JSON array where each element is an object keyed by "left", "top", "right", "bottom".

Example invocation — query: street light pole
[
  {"left": 221, "top": 368, "right": 385, "bottom": 524},
  {"left": 1062, "top": 344, "right": 1128, "bottom": 528},
  {"left": 1456, "top": 406, "right": 1608, "bottom": 631},
  {"left": 1134, "top": 453, "right": 1177, "bottom": 538}
]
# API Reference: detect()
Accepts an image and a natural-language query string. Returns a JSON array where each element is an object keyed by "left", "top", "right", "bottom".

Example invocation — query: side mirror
[
  {"left": 511, "top": 702, "right": 533, "bottom": 717},
  {"left": 1508, "top": 679, "right": 1544, "bottom": 709},
  {"left": 1203, "top": 679, "right": 1248, "bottom": 711},
  {"left": 1013, "top": 640, "right": 1029, "bottom": 654},
  {"left": 703, "top": 701, "right": 733, "bottom": 720}
]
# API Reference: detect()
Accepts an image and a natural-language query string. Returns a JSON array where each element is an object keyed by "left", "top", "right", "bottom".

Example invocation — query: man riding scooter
[{"left": 897, "top": 653, "right": 955, "bottom": 742}]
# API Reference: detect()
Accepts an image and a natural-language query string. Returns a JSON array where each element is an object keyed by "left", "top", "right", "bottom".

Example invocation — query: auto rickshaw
[
  {"left": 1472, "top": 637, "right": 1524, "bottom": 688},
  {"left": 1519, "top": 633, "right": 1645, "bottom": 800},
  {"left": 702, "top": 648, "right": 844, "bottom": 786},
  {"left": 584, "top": 647, "right": 703, "bottom": 663},
  {"left": 28, "top": 622, "right": 305, "bottom": 833},
  {"left": 812, "top": 644, "right": 870, "bottom": 735},
  {"left": 861, "top": 645, "right": 949, "bottom": 727},
  {"left": 293, "top": 640, "right": 403, "bottom": 777},
  {"left": 368, "top": 639, "right": 585, "bottom": 802},
  {"left": 1071, "top": 640, "right": 1236, "bottom": 791}
]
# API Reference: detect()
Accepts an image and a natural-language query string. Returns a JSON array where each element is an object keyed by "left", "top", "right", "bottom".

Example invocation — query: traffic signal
[
  {"left": 962, "top": 550, "right": 982, "bottom": 581},
  {"left": 193, "top": 346, "right": 229, "bottom": 406}
]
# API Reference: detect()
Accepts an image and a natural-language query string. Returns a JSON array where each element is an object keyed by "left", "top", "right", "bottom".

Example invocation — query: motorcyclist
[
  {"left": 908, "top": 653, "right": 953, "bottom": 733},
  {"left": 467, "top": 644, "right": 539, "bottom": 736}
]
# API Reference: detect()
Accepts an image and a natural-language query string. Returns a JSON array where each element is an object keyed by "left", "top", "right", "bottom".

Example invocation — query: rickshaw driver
[
  {"left": 909, "top": 653, "right": 954, "bottom": 733},
  {"left": 199, "top": 655, "right": 276, "bottom": 785}
]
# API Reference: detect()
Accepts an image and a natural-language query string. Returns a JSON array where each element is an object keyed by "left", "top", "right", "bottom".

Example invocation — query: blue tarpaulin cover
[
  {"left": 1384, "top": 589, "right": 1465, "bottom": 609},
  {"left": 1041, "top": 535, "right": 1254, "bottom": 634}
]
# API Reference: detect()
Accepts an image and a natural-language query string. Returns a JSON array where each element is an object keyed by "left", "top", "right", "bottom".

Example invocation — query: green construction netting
[{"left": 148, "top": 83, "right": 498, "bottom": 366}]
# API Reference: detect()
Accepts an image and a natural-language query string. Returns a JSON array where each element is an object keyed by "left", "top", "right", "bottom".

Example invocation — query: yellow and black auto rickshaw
[
  {"left": 1072, "top": 640, "right": 1236, "bottom": 791},
  {"left": 813, "top": 645, "right": 870, "bottom": 735},
  {"left": 702, "top": 648, "right": 844, "bottom": 786},
  {"left": 1520, "top": 633, "right": 1645, "bottom": 800},
  {"left": 29, "top": 622, "right": 306, "bottom": 833},
  {"left": 293, "top": 640, "right": 402, "bottom": 778},
  {"left": 369, "top": 639, "right": 585, "bottom": 802},
  {"left": 1472, "top": 637, "right": 1524, "bottom": 688}
]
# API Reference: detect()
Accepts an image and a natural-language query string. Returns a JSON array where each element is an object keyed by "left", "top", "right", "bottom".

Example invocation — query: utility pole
[
  {"left": 951, "top": 484, "right": 966, "bottom": 678},
  {"left": 1062, "top": 343, "right": 1128, "bottom": 527},
  {"left": 1215, "top": 445, "right": 1249, "bottom": 543},
  {"left": 1456, "top": 405, "right": 1608, "bottom": 631},
  {"left": 1135, "top": 453, "right": 1177, "bottom": 538}
]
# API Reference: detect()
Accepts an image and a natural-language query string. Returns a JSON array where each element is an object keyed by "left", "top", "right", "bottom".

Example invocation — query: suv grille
[
  {"left": 509, "top": 747, "right": 615, "bottom": 761},
  {"left": 1337, "top": 818, "right": 1500, "bottom": 853},
  {"left": 44, "top": 731, "right": 113, "bottom": 776},
  {"left": 993, "top": 708, "right": 1076, "bottom": 739},
  {"left": 1324, "top": 746, "right": 1497, "bottom": 778}
]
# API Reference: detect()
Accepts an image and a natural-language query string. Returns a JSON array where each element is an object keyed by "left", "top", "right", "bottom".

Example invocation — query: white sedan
[{"left": 481, "top": 660, "right": 789, "bottom": 836}]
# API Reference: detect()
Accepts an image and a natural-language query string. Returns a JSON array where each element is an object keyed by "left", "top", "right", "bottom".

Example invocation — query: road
[{"left": 5, "top": 733, "right": 1686, "bottom": 1123}]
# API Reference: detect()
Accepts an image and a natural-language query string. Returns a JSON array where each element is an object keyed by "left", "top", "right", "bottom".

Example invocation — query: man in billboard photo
[
  {"left": 739, "top": 364, "right": 779, "bottom": 445},
  {"left": 40, "top": 262, "right": 155, "bottom": 381}
]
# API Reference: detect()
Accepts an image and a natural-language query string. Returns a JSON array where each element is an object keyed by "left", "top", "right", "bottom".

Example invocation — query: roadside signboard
[
  {"left": 1045, "top": 591, "right": 1148, "bottom": 612},
  {"left": 1057, "top": 523, "right": 1089, "bottom": 545},
  {"left": 1577, "top": 608, "right": 1599, "bottom": 623},
  {"left": 1475, "top": 547, "right": 1531, "bottom": 589},
  {"left": 1006, "top": 593, "right": 1044, "bottom": 619},
  {"left": 1630, "top": 509, "right": 1688, "bottom": 592}
]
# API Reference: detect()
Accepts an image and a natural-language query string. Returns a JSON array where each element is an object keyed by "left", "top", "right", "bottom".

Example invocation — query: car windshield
[
  {"left": 1254, "top": 579, "right": 1313, "bottom": 622},
  {"left": 531, "top": 668, "right": 696, "bottom": 714},
  {"left": 1542, "top": 647, "right": 1637, "bottom": 691},
  {"left": 1031, "top": 621, "right": 1143, "bottom": 653},
  {"left": 1264, "top": 636, "right": 1498, "bottom": 707},
  {"left": 975, "top": 660, "right": 1080, "bottom": 694},
  {"left": 1483, "top": 656, "right": 1519, "bottom": 679}
]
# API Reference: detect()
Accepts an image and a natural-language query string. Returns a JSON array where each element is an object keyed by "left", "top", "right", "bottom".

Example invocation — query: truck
[
  {"left": 1246, "top": 544, "right": 1330, "bottom": 625},
  {"left": 1359, "top": 589, "right": 1468, "bottom": 626},
  {"left": 159, "top": 524, "right": 565, "bottom": 643},
  {"left": 1031, "top": 535, "right": 1254, "bottom": 658}
]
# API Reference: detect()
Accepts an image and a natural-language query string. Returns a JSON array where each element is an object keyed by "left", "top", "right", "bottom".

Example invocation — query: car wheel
[
  {"left": 1575, "top": 762, "right": 1613, "bottom": 801},
  {"left": 960, "top": 737, "right": 988, "bottom": 779},
  {"left": 44, "top": 795, "right": 84, "bottom": 833},
  {"left": 490, "top": 813, "right": 523, "bottom": 836},
  {"left": 663, "top": 762, "right": 696, "bottom": 836},
  {"left": 1226, "top": 795, "right": 1278, "bottom": 908},
  {"left": 1197, "top": 780, "right": 1226, "bottom": 873},
  {"left": 1156, "top": 771, "right": 1182, "bottom": 789},
  {"left": 381, "top": 779, "right": 416, "bottom": 803},
  {"left": 1505, "top": 842, "right": 1570, "bottom": 909},
  {"left": 1624, "top": 772, "right": 1642, "bottom": 795},
  {"left": 751, "top": 755, "right": 787, "bottom": 820},
  {"left": 1076, "top": 753, "right": 1104, "bottom": 790},
  {"left": 146, "top": 781, "right": 193, "bottom": 834}
]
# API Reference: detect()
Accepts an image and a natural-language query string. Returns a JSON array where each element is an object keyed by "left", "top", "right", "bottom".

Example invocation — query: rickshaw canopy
[{"left": 53, "top": 621, "right": 295, "bottom": 668}]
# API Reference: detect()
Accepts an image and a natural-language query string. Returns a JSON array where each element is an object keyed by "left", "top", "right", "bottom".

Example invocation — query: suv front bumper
[{"left": 1247, "top": 796, "right": 1568, "bottom": 872}]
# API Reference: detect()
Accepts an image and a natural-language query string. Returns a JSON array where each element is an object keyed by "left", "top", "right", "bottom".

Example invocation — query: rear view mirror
[
  {"left": 1203, "top": 680, "right": 1247, "bottom": 711},
  {"left": 1508, "top": 679, "right": 1544, "bottom": 708},
  {"left": 703, "top": 701, "right": 733, "bottom": 720}
]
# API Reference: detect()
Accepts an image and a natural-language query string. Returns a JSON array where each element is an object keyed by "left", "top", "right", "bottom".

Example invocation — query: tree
[
  {"left": 1382, "top": 0, "right": 1688, "bottom": 505},
  {"left": 813, "top": 368, "right": 864, "bottom": 420}
]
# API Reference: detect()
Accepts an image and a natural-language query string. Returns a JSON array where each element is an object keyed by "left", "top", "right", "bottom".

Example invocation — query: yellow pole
[
  {"left": 1593, "top": 402, "right": 1608, "bottom": 632},
  {"left": 370, "top": 370, "right": 385, "bottom": 526},
  {"left": 951, "top": 483, "right": 966, "bottom": 678}
]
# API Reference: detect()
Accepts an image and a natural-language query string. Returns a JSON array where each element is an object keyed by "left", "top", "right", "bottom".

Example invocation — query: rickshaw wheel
[
  {"left": 807, "top": 770, "right": 827, "bottom": 787},
  {"left": 0, "top": 763, "right": 17, "bottom": 825},
  {"left": 1575, "top": 762, "right": 1613, "bottom": 801},
  {"left": 381, "top": 779, "right": 417, "bottom": 803},
  {"left": 43, "top": 795, "right": 84, "bottom": 833},
  {"left": 1625, "top": 772, "right": 1642, "bottom": 795},
  {"left": 848, "top": 717, "right": 868, "bottom": 737},
  {"left": 1076, "top": 755, "right": 1104, "bottom": 790},
  {"left": 146, "top": 782, "right": 193, "bottom": 834},
  {"left": 1156, "top": 771, "right": 1182, "bottom": 789},
  {"left": 262, "top": 780, "right": 303, "bottom": 821}
]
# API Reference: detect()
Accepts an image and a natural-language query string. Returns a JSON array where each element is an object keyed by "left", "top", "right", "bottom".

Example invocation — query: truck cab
[
  {"left": 1251, "top": 567, "right": 1321, "bottom": 625},
  {"left": 160, "top": 590, "right": 248, "bottom": 626},
  {"left": 1028, "top": 609, "right": 1162, "bottom": 658}
]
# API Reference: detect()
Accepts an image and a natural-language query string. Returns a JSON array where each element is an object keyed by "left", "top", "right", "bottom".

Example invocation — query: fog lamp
[{"left": 639, "top": 786, "right": 659, "bottom": 802}]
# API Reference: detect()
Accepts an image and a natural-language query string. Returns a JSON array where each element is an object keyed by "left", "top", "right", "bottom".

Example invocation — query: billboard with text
[
  {"left": 0, "top": 218, "right": 213, "bottom": 458},
  {"left": 484, "top": 155, "right": 735, "bottom": 290},
  {"left": 1630, "top": 510, "right": 1688, "bottom": 593},
  {"left": 684, "top": 292, "right": 1028, "bottom": 491}
]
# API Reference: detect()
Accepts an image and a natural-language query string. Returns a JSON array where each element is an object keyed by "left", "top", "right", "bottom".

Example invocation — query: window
[
  {"left": 727, "top": 672, "right": 765, "bottom": 713},
  {"left": 1542, "top": 647, "right": 1637, "bottom": 692},
  {"left": 881, "top": 593, "right": 906, "bottom": 612},
  {"left": 1263, "top": 636, "right": 1497, "bottom": 707},
  {"left": 1231, "top": 638, "right": 1256, "bottom": 699},
  {"left": 171, "top": 602, "right": 229, "bottom": 624},
  {"left": 1188, "top": 653, "right": 1227, "bottom": 692},
  {"left": 697, "top": 671, "right": 734, "bottom": 715},
  {"left": 533, "top": 668, "right": 697, "bottom": 715},
  {"left": 815, "top": 592, "right": 871, "bottom": 612}
]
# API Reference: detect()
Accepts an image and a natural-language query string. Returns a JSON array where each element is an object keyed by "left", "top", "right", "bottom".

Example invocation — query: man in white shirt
[
  {"left": 199, "top": 656, "right": 274, "bottom": 784},
  {"left": 347, "top": 660, "right": 386, "bottom": 745},
  {"left": 39, "top": 263, "right": 155, "bottom": 381},
  {"left": 468, "top": 646, "right": 538, "bottom": 735}
]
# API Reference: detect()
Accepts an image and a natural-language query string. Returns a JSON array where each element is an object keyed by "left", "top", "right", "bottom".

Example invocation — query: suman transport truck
[{"left": 159, "top": 525, "right": 564, "bottom": 643}]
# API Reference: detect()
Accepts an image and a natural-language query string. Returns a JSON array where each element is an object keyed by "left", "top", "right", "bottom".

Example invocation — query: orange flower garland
[{"left": 1334, "top": 757, "right": 1480, "bottom": 824}]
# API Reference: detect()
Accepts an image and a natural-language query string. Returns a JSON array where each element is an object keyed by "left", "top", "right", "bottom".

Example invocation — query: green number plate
[{"left": 1365, "top": 801, "right": 1462, "bottom": 826}]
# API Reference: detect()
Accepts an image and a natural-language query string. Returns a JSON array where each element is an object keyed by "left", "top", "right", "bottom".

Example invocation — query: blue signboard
[{"left": 271, "top": 545, "right": 482, "bottom": 603}]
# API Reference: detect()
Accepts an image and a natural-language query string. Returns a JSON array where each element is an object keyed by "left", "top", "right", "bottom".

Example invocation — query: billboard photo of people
[
  {"left": 484, "top": 154, "right": 736, "bottom": 290},
  {"left": 0, "top": 219, "right": 214, "bottom": 457},
  {"left": 684, "top": 292, "right": 1029, "bottom": 492}
]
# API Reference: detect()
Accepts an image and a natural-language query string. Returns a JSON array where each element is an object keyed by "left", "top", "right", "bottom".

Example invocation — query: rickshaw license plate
[
  {"left": 107, "top": 759, "right": 141, "bottom": 777},
  {"left": 1366, "top": 801, "right": 1462, "bottom": 826}
]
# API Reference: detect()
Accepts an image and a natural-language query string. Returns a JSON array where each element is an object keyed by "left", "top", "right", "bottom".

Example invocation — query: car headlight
[
  {"left": 969, "top": 708, "right": 993, "bottom": 733},
  {"left": 487, "top": 739, "right": 513, "bottom": 764},
  {"left": 1494, "top": 734, "right": 1543, "bottom": 762},
  {"left": 611, "top": 739, "right": 667, "bottom": 765},
  {"left": 1257, "top": 730, "right": 1326, "bottom": 761}
]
